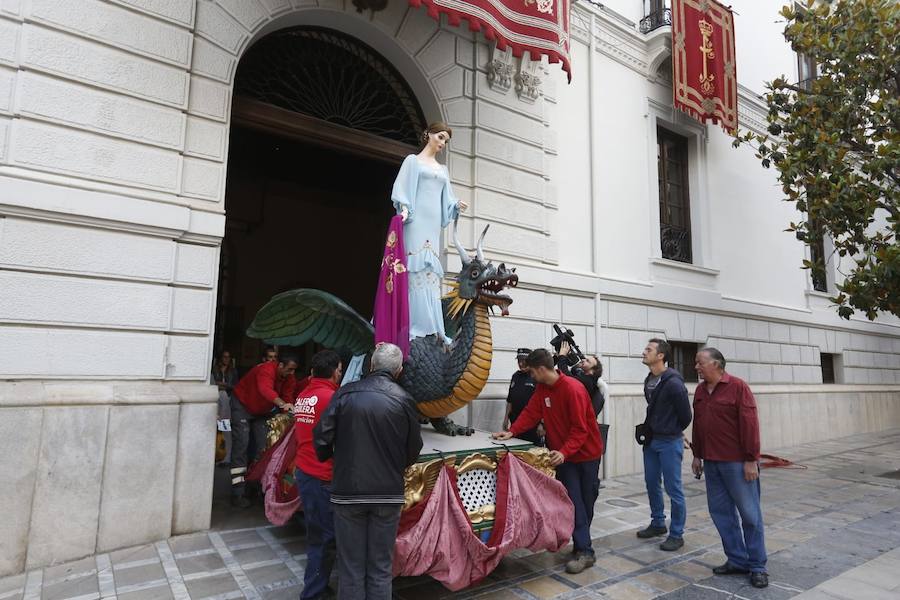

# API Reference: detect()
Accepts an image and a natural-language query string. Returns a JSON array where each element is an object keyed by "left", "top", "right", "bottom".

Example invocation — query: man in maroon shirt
[
  {"left": 230, "top": 354, "right": 297, "bottom": 507},
  {"left": 493, "top": 348, "right": 603, "bottom": 575},
  {"left": 691, "top": 347, "right": 768, "bottom": 589},
  {"left": 293, "top": 350, "right": 342, "bottom": 600}
]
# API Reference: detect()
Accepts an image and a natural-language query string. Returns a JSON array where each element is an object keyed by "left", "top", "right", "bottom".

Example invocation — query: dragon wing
[{"left": 246, "top": 289, "right": 374, "bottom": 355}]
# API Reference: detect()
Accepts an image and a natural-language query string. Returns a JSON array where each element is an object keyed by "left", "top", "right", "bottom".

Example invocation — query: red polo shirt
[
  {"left": 692, "top": 372, "right": 761, "bottom": 462},
  {"left": 510, "top": 372, "right": 602, "bottom": 462},
  {"left": 293, "top": 378, "right": 338, "bottom": 481},
  {"left": 233, "top": 361, "right": 295, "bottom": 416}
]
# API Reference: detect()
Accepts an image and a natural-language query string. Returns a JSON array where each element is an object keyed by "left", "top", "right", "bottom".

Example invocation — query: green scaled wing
[{"left": 246, "top": 289, "right": 374, "bottom": 355}]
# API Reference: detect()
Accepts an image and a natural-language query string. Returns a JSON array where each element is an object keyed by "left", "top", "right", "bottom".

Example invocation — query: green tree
[{"left": 735, "top": 0, "right": 899, "bottom": 320}]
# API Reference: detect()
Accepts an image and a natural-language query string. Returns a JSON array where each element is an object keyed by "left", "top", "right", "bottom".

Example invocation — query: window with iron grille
[
  {"left": 657, "top": 127, "right": 692, "bottom": 264},
  {"left": 669, "top": 341, "right": 699, "bottom": 383}
]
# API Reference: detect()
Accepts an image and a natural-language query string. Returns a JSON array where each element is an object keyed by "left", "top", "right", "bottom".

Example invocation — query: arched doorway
[{"left": 211, "top": 26, "right": 428, "bottom": 525}]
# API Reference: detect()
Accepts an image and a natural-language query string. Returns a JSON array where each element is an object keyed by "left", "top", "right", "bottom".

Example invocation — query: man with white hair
[{"left": 313, "top": 343, "right": 423, "bottom": 600}]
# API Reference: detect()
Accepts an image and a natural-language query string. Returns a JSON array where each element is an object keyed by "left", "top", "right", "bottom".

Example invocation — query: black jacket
[
  {"left": 558, "top": 361, "right": 604, "bottom": 416},
  {"left": 643, "top": 367, "right": 692, "bottom": 439},
  {"left": 313, "top": 370, "right": 423, "bottom": 504}
]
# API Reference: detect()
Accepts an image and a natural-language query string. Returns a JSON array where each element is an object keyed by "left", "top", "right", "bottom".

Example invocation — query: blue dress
[{"left": 391, "top": 154, "right": 460, "bottom": 342}]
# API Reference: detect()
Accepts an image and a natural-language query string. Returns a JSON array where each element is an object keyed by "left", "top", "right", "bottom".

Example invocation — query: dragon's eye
[{"left": 470, "top": 270, "right": 480, "bottom": 279}]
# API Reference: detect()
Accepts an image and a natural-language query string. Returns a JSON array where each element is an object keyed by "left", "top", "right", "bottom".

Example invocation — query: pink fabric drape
[
  {"left": 393, "top": 454, "right": 574, "bottom": 590},
  {"left": 373, "top": 216, "right": 410, "bottom": 357},
  {"left": 251, "top": 425, "right": 301, "bottom": 526}
]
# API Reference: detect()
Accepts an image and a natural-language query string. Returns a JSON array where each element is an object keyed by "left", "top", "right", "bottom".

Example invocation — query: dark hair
[
  {"left": 525, "top": 348, "right": 555, "bottom": 370},
  {"left": 278, "top": 353, "right": 300, "bottom": 368},
  {"left": 422, "top": 121, "right": 452, "bottom": 145},
  {"left": 648, "top": 338, "right": 671, "bottom": 365},
  {"left": 699, "top": 347, "right": 727, "bottom": 370},
  {"left": 263, "top": 345, "right": 276, "bottom": 355},
  {"left": 592, "top": 356, "right": 603, "bottom": 378},
  {"left": 310, "top": 349, "right": 341, "bottom": 378}
]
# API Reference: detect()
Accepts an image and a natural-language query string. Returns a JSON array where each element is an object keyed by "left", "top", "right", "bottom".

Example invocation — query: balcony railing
[
  {"left": 640, "top": 7, "right": 672, "bottom": 33},
  {"left": 660, "top": 223, "right": 692, "bottom": 264}
]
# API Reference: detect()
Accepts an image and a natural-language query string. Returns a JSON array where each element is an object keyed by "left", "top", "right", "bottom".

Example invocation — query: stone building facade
[{"left": 0, "top": 0, "right": 897, "bottom": 577}]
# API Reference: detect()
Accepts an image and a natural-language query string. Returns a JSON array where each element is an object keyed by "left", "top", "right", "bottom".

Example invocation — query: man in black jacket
[
  {"left": 637, "top": 338, "right": 692, "bottom": 551},
  {"left": 313, "top": 342, "right": 423, "bottom": 600}
]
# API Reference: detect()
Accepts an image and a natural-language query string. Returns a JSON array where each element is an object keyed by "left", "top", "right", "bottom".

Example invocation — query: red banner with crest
[
  {"left": 672, "top": 0, "right": 737, "bottom": 134},
  {"left": 409, "top": 0, "right": 571, "bottom": 81}
]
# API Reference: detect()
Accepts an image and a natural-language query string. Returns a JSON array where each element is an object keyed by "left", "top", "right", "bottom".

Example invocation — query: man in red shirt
[
  {"left": 493, "top": 348, "right": 603, "bottom": 575},
  {"left": 691, "top": 347, "right": 768, "bottom": 589},
  {"left": 230, "top": 354, "right": 298, "bottom": 507},
  {"left": 293, "top": 349, "right": 342, "bottom": 600}
]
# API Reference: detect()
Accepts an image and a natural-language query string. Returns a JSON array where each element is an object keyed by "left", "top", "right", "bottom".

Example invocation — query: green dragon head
[{"left": 445, "top": 223, "right": 518, "bottom": 319}]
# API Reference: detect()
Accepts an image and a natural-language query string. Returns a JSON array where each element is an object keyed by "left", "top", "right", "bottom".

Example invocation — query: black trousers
[
  {"left": 332, "top": 503, "right": 402, "bottom": 600},
  {"left": 229, "top": 399, "right": 268, "bottom": 496}
]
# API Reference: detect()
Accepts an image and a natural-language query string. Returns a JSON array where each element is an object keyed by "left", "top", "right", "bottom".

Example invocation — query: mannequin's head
[{"left": 422, "top": 121, "right": 452, "bottom": 154}]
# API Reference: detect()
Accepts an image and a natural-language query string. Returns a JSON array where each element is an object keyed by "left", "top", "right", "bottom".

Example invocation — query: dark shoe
[
  {"left": 230, "top": 495, "right": 251, "bottom": 508},
  {"left": 659, "top": 536, "right": 684, "bottom": 551},
  {"left": 636, "top": 524, "right": 668, "bottom": 538},
  {"left": 750, "top": 572, "right": 769, "bottom": 588},
  {"left": 564, "top": 552, "right": 596, "bottom": 574},
  {"left": 713, "top": 562, "right": 750, "bottom": 576}
]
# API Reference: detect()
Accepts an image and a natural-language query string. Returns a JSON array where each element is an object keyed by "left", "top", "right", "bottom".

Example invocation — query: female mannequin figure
[{"left": 391, "top": 122, "right": 468, "bottom": 343}]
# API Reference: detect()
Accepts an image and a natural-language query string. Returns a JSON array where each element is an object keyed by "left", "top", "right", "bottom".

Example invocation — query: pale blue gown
[{"left": 391, "top": 154, "right": 460, "bottom": 343}]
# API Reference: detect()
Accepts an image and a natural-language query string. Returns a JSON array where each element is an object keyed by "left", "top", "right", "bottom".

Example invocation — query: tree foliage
[{"left": 735, "top": 0, "right": 899, "bottom": 320}]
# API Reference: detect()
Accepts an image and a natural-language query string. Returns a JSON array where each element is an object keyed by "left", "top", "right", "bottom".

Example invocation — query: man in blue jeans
[
  {"left": 638, "top": 339, "right": 692, "bottom": 551},
  {"left": 691, "top": 347, "right": 768, "bottom": 589}
]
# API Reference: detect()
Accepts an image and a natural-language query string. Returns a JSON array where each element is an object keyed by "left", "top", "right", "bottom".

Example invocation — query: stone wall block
[
  {"left": 174, "top": 243, "right": 217, "bottom": 287},
  {"left": 475, "top": 158, "right": 544, "bottom": 202},
  {"left": 27, "top": 406, "right": 109, "bottom": 569},
  {"left": 216, "top": 0, "right": 267, "bottom": 31},
  {"left": 780, "top": 344, "right": 801, "bottom": 364},
  {"left": 490, "top": 318, "right": 548, "bottom": 352},
  {"left": 608, "top": 356, "right": 649, "bottom": 383},
  {"left": 417, "top": 30, "right": 456, "bottom": 76},
  {"left": 0, "top": 271, "right": 172, "bottom": 330},
  {"left": 771, "top": 364, "right": 792, "bottom": 383},
  {"left": 0, "top": 114, "right": 9, "bottom": 161},
  {"left": 172, "top": 402, "right": 217, "bottom": 533},
  {"left": 746, "top": 319, "right": 769, "bottom": 341},
  {"left": 371, "top": 0, "right": 411, "bottom": 37},
  {"left": 800, "top": 345, "right": 819, "bottom": 365},
  {"left": 678, "top": 311, "right": 696, "bottom": 341},
  {"left": 444, "top": 97, "right": 474, "bottom": 127},
  {"left": 544, "top": 293, "right": 562, "bottom": 323},
  {"left": 749, "top": 363, "right": 772, "bottom": 384},
  {"left": 18, "top": 72, "right": 186, "bottom": 150},
  {"left": 187, "top": 75, "right": 230, "bottom": 122},
  {"left": 396, "top": 7, "right": 438, "bottom": 55},
  {"left": 475, "top": 129, "right": 544, "bottom": 174},
  {"left": 195, "top": 0, "right": 246, "bottom": 54},
  {"left": 769, "top": 322, "right": 791, "bottom": 343},
  {"left": 478, "top": 220, "right": 545, "bottom": 260},
  {"left": 834, "top": 331, "right": 851, "bottom": 352},
  {"left": 789, "top": 324, "right": 809, "bottom": 345},
  {"left": 0, "top": 408, "right": 41, "bottom": 575},
  {"left": 259, "top": 0, "right": 293, "bottom": 16},
  {"left": 647, "top": 307, "right": 680, "bottom": 340},
  {"left": 0, "top": 18, "right": 19, "bottom": 66},
  {"left": 0, "top": 218, "right": 176, "bottom": 282},
  {"left": 21, "top": 26, "right": 189, "bottom": 108},
  {"left": 808, "top": 328, "right": 827, "bottom": 351},
  {"left": 0, "top": 65, "right": 15, "bottom": 113},
  {"left": 181, "top": 156, "right": 223, "bottom": 201},
  {"left": 727, "top": 362, "right": 750, "bottom": 380},
  {"left": 191, "top": 37, "right": 236, "bottom": 84},
  {"left": 504, "top": 287, "right": 544, "bottom": 319},
  {"left": 608, "top": 302, "right": 647, "bottom": 329},
  {"left": 722, "top": 316, "right": 747, "bottom": 338},
  {"left": 758, "top": 342, "right": 781, "bottom": 363},
  {"left": 734, "top": 340, "right": 760, "bottom": 362},
  {"left": 0, "top": 327, "right": 166, "bottom": 378},
  {"left": 28, "top": 0, "right": 192, "bottom": 67},
  {"left": 601, "top": 327, "right": 629, "bottom": 355},
  {"left": 171, "top": 288, "right": 213, "bottom": 332},
  {"left": 10, "top": 120, "right": 181, "bottom": 191},
  {"left": 97, "top": 405, "right": 178, "bottom": 552},
  {"left": 110, "top": 0, "right": 195, "bottom": 27},
  {"left": 707, "top": 337, "right": 736, "bottom": 360},
  {"left": 694, "top": 313, "right": 723, "bottom": 339},
  {"left": 628, "top": 330, "right": 652, "bottom": 356},
  {"left": 184, "top": 116, "right": 227, "bottom": 160},
  {"left": 165, "top": 335, "right": 211, "bottom": 379},
  {"left": 433, "top": 66, "right": 465, "bottom": 100},
  {"left": 475, "top": 190, "right": 542, "bottom": 230},
  {"left": 476, "top": 100, "right": 543, "bottom": 146},
  {"left": 562, "top": 295, "right": 594, "bottom": 325}
]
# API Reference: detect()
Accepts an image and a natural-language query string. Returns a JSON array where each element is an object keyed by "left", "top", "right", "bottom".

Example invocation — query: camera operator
[{"left": 557, "top": 342, "right": 604, "bottom": 416}]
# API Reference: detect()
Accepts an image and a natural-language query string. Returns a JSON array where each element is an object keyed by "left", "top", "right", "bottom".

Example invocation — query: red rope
[{"left": 759, "top": 454, "right": 807, "bottom": 470}]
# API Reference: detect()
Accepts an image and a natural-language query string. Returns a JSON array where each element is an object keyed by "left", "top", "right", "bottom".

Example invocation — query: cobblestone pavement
[{"left": 4, "top": 429, "right": 900, "bottom": 600}]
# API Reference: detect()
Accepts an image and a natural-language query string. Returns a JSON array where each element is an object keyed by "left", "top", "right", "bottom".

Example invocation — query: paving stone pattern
[{"left": 4, "top": 429, "right": 900, "bottom": 600}]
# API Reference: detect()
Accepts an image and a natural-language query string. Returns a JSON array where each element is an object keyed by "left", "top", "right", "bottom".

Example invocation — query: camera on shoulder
[{"left": 549, "top": 324, "right": 586, "bottom": 368}]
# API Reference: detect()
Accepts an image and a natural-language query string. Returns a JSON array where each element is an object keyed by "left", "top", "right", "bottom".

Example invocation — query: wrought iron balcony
[
  {"left": 640, "top": 7, "right": 672, "bottom": 33},
  {"left": 660, "top": 223, "right": 692, "bottom": 264}
]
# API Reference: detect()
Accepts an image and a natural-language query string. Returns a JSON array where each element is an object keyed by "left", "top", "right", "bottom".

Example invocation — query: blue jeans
[
  {"left": 704, "top": 460, "right": 767, "bottom": 573},
  {"left": 556, "top": 459, "right": 601, "bottom": 554},
  {"left": 642, "top": 437, "right": 686, "bottom": 538},
  {"left": 295, "top": 470, "right": 336, "bottom": 600}
]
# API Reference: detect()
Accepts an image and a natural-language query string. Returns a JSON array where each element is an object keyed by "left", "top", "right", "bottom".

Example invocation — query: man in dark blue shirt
[{"left": 502, "top": 348, "right": 543, "bottom": 445}]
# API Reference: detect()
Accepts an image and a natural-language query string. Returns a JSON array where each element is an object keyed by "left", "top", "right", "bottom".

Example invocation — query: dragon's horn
[
  {"left": 453, "top": 219, "right": 470, "bottom": 265},
  {"left": 476, "top": 225, "right": 490, "bottom": 262}
]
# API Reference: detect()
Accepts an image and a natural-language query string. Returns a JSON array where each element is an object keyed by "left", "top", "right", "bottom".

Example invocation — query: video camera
[{"left": 549, "top": 324, "right": 587, "bottom": 368}]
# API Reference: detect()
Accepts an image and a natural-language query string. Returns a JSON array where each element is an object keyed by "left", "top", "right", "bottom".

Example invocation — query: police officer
[{"left": 502, "top": 348, "right": 543, "bottom": 445}]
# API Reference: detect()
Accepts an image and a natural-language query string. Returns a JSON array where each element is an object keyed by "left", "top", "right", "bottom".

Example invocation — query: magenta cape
[{"left": 373, "top": 215, "right": 410, "bottom": 357}]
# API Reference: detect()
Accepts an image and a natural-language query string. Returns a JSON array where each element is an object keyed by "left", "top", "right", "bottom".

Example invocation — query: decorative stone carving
[
  {"left": 487, "top": 46, "right": 514, "bottom": 93},
  {"left": 515, "top": 54, "right": 543, "bottom": 102}
]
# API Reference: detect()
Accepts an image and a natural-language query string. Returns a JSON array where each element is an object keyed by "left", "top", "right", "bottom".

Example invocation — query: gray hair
[
  {"left": 699, "top": 347, "right": 727, "bottom": 370},
  {"left": 371, "top": 343, "right": 403, "bottom": 375}
]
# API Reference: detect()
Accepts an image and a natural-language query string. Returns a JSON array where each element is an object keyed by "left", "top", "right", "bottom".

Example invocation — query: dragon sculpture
[{"left": 246, "top": 224, "right": 518, "bottom": 435}]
